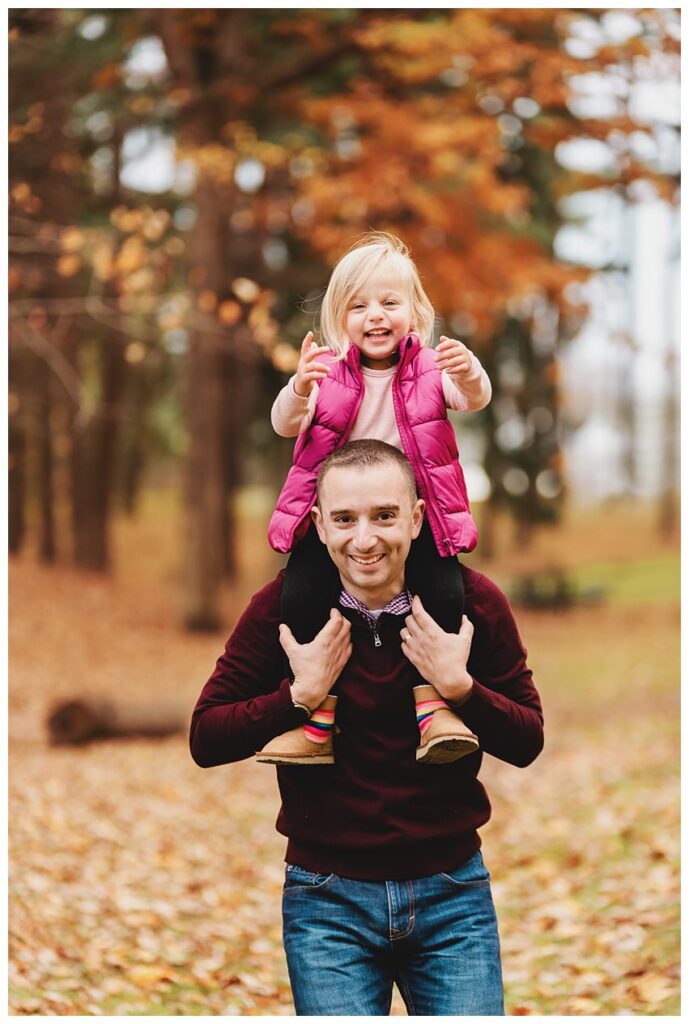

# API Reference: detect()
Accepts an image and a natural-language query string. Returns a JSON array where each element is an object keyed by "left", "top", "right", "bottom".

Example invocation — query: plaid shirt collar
[{"left": 339, "top": 587, "right": 412, "bottom": 629}]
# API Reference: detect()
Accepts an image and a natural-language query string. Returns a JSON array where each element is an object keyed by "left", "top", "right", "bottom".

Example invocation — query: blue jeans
[{"left": 282, "top": 850, "right": 504, "bottom": 1016}]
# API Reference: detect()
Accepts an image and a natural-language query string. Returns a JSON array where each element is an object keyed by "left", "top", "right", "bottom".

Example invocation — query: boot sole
[
  {"left": 416, "top": 735, "right": 479, "bottom": 764},
  {"left": 254, "top": 752, "right": 334, "bottom": 765}
]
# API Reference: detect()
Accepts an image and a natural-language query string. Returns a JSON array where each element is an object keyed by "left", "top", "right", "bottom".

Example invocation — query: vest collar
[
  {"left": 399, "top": 332, "right": 421, "bottom": 368},
  {"left": 345, "top": 343, "right": 362, "bottom": 370}
]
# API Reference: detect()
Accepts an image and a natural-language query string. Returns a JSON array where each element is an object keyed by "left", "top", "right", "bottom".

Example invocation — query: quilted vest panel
[{"left": 268, "top": 336, "right": 477, "bottom": 556}]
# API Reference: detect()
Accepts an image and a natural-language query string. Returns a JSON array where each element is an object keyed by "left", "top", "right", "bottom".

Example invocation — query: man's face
[{"left": 312, "top": 462, "right": 424, "bottom": 608}]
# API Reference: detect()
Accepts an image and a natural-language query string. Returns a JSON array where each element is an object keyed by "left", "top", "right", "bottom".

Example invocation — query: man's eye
[
  {"left": 378, "top": 512, "right": 395, "bottom": 521},
  {"left": 335, "top": 516, "right": 352, "bottom": 524}
]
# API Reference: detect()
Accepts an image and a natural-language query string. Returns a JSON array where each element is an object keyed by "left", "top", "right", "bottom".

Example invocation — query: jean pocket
[
  {"left": 438, "top": 851, "right": 491, "bottom": 889},
  {"left": 283, "top": 863, "right": 335, "bottom": 893}
]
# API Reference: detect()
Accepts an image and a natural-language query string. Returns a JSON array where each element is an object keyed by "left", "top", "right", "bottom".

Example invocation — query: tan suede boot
[
  {"left": 255, "top": 694, "right": 337, "bottom": 765},
  {"left": 413, "top": 684, "right": 479, "bottom": 764}
]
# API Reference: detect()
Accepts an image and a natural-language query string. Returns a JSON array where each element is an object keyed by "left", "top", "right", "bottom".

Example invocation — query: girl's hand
[
  {"left": 294, "top": 331, "right": 331, "bottom": 398},
  {"left": 435, "top": 335, "right": 473, "bottom": 377}
]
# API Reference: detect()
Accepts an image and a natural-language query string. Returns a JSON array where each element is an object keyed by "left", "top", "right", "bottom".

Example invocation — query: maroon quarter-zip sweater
[{"left": 190, "top": 566, "right": 543, "bottom": 881}]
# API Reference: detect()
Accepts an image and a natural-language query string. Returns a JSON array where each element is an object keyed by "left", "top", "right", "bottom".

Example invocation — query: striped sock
[
  {"left": 304, "top": 707, "right": 335, "bottom": 744},
  {"left": 415, "top": 698, "right": 448, "bottom": 735}
]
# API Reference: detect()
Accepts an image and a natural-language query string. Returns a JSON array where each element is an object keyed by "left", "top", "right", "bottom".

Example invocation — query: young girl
[{"left": 256, "top": 232, "right": 491, "bottom": 767}]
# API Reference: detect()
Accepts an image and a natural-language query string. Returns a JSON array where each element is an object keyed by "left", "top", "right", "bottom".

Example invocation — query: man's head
[{"left": 312, "top": 440, "right": 425, "bottom": 607}]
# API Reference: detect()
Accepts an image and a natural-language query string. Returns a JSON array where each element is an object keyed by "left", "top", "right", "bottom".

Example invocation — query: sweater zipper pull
[{"left": 373, "top": 630, "right": 382, "bottom": 648}]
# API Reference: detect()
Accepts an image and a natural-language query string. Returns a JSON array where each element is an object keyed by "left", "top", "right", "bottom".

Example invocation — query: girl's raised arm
[
  {"left": 436, "top": 336, "right": 492, "bottom": 413},
  {"left": 271, "top": 332, "right": 328, "bottom": 437}
]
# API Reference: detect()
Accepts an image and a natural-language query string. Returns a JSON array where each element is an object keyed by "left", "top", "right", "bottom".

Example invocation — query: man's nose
[{"left": 352, "top": 521, "right": 376, "bottom": 550}]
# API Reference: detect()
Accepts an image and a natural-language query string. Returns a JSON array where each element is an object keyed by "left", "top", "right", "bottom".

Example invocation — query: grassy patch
[{"left": 570, "top": 553, "right": 679, "bottom": 605}]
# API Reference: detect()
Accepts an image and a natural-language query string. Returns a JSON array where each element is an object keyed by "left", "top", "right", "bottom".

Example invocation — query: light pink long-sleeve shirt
[{"left": 271, "top": 351, "right": 491, "bottom": 449}]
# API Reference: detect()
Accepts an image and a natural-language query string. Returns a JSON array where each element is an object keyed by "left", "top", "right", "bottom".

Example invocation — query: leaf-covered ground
[{"left": 9, "top": 499, "right": 679, "bottom": 1015}]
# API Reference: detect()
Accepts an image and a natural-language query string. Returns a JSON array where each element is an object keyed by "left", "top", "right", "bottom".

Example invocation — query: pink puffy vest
[{"left": 268, "top": 334, "right": 478, "bottom": 557}]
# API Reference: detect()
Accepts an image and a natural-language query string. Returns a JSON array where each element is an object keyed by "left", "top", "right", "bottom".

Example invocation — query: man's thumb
[
  {"left": 279, "top": 623, "right": 296, "bottom": 652},
  {"left": 459, "top": 614, "right": 474, "bottom": 638}
]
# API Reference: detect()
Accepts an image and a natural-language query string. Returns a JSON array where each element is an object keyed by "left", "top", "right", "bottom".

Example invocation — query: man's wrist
[
  {"left": 440, "top": 673, "right": 474, "bottom": 707},
  {"left": 289, "top": 678, "right": 313, "bottom": 717}
]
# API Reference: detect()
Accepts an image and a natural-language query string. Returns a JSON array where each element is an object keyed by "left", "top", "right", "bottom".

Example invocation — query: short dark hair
[{"left": 316, "top": 440, "right": 418, "bottom": 505}]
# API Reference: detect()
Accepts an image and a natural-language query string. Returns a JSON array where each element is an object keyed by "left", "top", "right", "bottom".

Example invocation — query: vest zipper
[
  {"left": 340, "top": 348, "right": 365, "bottom": 446},
  {"left": 289, "top": 353, "right": 366, "bottom": 548},
  {"left": 392, "top": 341, "right": 451, "bottom": 556}
]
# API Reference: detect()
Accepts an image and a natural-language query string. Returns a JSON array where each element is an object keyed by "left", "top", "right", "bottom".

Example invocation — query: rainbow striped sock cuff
[
  {"left": 303, "top": 707, "right": 335, "bottom": 744},
  {"left": 415, "top": 698, "right": 448, "bottom": 735}
]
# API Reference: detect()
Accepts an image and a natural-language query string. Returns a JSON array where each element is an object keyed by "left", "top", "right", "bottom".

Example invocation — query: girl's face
[{"left": 345, "top": 270, "right": 413, "bottom": 369}]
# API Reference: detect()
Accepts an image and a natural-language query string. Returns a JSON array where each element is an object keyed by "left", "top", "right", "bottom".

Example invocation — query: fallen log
[{"left": 47, "top": 697, "right": 187, "bottom": 746}]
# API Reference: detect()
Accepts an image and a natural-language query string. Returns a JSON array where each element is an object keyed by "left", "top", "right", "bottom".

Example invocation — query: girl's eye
[{"left": 384, "top": 300, "right": 397, "bottom": 306}]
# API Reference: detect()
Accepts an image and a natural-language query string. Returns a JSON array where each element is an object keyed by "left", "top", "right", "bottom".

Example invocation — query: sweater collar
[{"left": 339, "top": 587, "right": 412, "bottom": 629}]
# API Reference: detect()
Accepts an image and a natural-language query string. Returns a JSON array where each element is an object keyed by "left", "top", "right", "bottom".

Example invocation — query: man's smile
[{"left": 349, "top": 553, "right": 385, "bottom": 565}]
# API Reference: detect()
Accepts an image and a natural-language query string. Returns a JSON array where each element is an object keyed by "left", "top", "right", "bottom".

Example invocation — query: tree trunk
[
  {"left": 657, "top": 357, "right": 678, "bottom": 539},
  {"left": 72, "top": 336, "right": 128, "bottom": 570},
  {"left": 121, "top": 434, "right": 145, "bottom": 517},
  {"left": 8, "top": 345, "right": 26, "bottom": 555},
  {"left": 220, "top": 335, "right": 262, "bottom": 578},
  {"left": 183, "top": 179, "right": 228, "bottom": 629},
  {"left": 71, "top": 422, "right": 102, "bottom": 568},
  {"left": 478, "top": 495, "right": 497, "bottom": 561},
  {"left": 119, "top": 364, "right": 151, "bottom": 517},
  {"left": 220, "top": 350, "right": 239, "bottom": 580},
  {"left": 154, "top": 9, "right": 256, "bottom": 629},
  {"left": 35, "top": 355, "right": 56, "bottom": 562},
  {"left": 183, "top": 341, "right": 225, "bottom": 629},
  {"left": 657, "top": 222, "right": 679, "bottom": 540},
  {"left": 514, "top": 513, "right": 533, "bottom": 550},
  {"left": 67, "top": 327, "right": 105, "bottom": 571},
  {"left": 70, "top": 133, "right": 127, "bottom": 571}
]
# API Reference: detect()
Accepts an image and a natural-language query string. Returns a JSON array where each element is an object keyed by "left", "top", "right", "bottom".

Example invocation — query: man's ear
[
  {"left": 311, "top": 504, "right": 326, "bottom": 543},
  {"left": 411, "top": 498, "right": 425, "bottom": 540}
]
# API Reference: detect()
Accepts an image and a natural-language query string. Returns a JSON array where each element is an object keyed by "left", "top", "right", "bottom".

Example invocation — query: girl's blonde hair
[{"left": 318, "top": 232, "right": 436, "bottom": 356}]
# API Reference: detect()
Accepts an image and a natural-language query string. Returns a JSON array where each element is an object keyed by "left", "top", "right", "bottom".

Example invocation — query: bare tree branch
[{"left": 12, "top": 322, "right": 83, "bottom": 409}]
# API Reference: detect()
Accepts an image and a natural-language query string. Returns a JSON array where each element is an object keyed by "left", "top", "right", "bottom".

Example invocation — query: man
[{"left": 190, "top": 440, "right": 543, "bottom": 1016}]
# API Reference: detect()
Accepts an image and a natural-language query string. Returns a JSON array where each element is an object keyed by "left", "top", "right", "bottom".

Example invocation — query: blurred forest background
[{"left": 9, "top": 8, "right": 680, "bottom": 1017}]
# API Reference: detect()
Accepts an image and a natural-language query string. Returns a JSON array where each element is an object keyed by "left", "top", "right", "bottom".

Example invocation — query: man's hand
[
  {"left": 279, "top": 609, "right": 352, "bottom": 710},
  {"left": 294, "top": 331, "right": 331, "bottom": 398},
  {"left": 434, "top": 335, "right": 473, "bottom": 377},
  {"left": 400, "top": 596, "right": 474, "bottom": 704}
]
